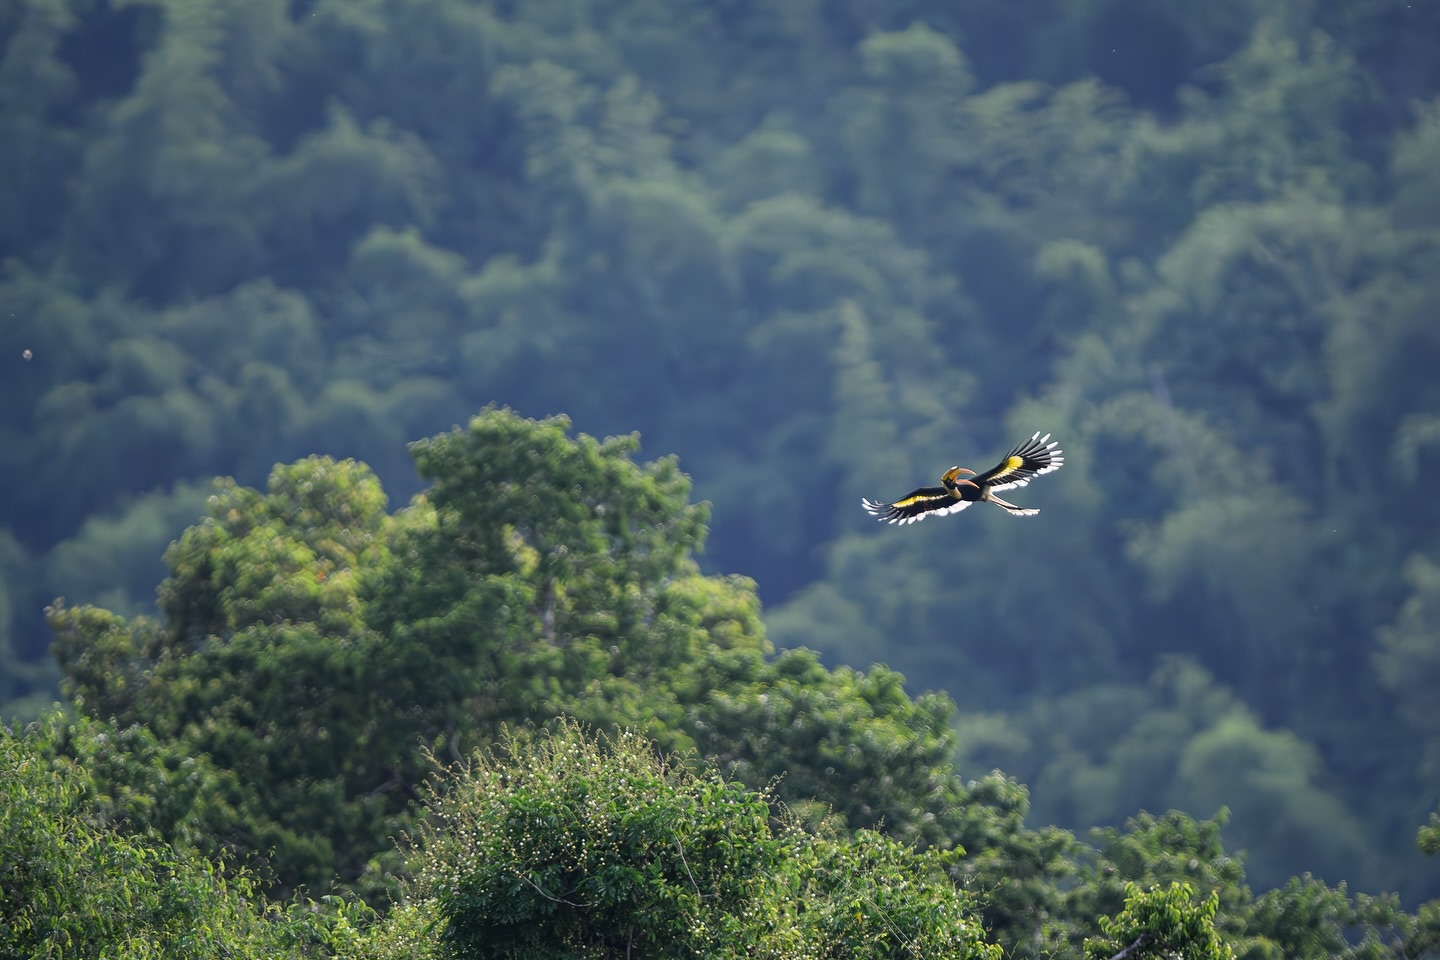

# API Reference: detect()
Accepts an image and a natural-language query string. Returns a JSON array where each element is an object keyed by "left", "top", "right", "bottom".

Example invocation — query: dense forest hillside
[{"left": 3, "top": 0, "right": 1440, "bottom": 905}]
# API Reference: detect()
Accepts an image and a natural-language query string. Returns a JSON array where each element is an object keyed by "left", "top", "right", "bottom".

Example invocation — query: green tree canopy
[
  {"left": 0, "top": 715, "right": 325, "bottom": 960},
  {"left": 21, "top": 409, "right": 1440, "bottom": 958},
  {"left": 48, "top": 408, "right": 1008, "bottom": 900},
  {"left": 360, "top": 721, "right": 999, "bottom": 960}
]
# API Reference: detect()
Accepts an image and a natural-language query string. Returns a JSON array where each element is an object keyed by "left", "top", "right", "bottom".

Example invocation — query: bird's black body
[{"left": 862, "top": 432, "right": 1064, "bottom": 524}]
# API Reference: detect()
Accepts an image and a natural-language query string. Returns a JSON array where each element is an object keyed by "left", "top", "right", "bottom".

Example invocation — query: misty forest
[{"left": 4, "top": 0, "right": 1440, "bottom": 956}]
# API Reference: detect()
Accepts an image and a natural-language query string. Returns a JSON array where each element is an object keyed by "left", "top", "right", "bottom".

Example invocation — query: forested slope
[{"left": 3, "top": 0, "right": 1440, "bottom": 899}]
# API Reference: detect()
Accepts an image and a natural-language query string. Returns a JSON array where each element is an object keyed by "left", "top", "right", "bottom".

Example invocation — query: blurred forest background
[{"left": 3, "top": 0, "right": 1440, "bottom": 905}]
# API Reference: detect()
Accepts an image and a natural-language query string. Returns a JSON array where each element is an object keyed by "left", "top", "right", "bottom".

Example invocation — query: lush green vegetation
[
  {"left": 1, "top": 713, "right": 366, "bottom": 959},
  {"left": 46, "top": 409, "right": 996, "bottom": 900},
  {"left": 377, "top": 722, "right": 999, "bottom": 960},
  {"left": 4, "top": 0, "right": 1440, "bottom": 949},
  {"left": 9, "top": 409, "right": 1440, "bottom": 957}
]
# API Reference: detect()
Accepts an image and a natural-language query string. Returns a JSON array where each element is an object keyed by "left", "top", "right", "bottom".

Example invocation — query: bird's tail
[{"left": 989, "top": 494, "right": 1039, "bottom": 517}]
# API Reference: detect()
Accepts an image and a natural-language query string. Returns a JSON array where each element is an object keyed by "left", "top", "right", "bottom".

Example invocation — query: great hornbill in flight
[{"left": 862, "top": 432, "right": 1064, "bottom": 524}]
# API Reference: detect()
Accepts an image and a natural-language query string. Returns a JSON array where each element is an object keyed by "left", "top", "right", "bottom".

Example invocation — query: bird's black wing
[
  {"left": 972, "top": 432, "right": 1064, "bottom": 492},
  {"left": 862, "top": 486, "right": 971, "bottom": 524}
]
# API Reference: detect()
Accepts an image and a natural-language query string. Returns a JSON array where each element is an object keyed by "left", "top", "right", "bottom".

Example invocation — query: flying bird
[{"left": 862, "top": 432, "right": 1064, "bottom": 524}]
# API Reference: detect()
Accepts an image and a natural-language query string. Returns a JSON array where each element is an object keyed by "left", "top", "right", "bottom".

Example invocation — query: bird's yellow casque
[{"left": 862, "top": 432, "right": 1064, "bottom": 524}]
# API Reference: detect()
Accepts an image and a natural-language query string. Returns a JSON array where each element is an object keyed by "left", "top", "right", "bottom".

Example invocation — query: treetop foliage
[
  {"left": 43, "top": 408, "right": 1000, "bottom": 903},
  {"left": 20, "top": 408, "right": 1440, "bottom": 958},
  {"left": 395, "top": 722, "right": 998, "bottom": 960},
  {"left": 1, "top": 716, "right": 308, "bottom": 960}
]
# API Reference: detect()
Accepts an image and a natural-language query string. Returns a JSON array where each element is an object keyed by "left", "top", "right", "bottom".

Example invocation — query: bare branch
[
  {"left": 1110, "top": 934, "right": 1150, "bottom": 960},
  {"left": 674, "top": 837, "right": 704, "bottom": 899},
  {"left": 515, "top": 871, "right": 592, "bottom": 909}
]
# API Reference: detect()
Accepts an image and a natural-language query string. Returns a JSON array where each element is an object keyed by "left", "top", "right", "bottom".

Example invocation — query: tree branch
[
  {"left": 674, "top": 837, "right": 704, "bottom": 900},
  {"left": 515, "top": 871, "right": 592, "bottom": 909},
  {"left": 1110, "top": 934, "right": 1150, "bottom": 960}
]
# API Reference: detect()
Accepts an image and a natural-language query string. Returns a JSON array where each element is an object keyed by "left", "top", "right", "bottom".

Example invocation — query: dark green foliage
[
  {"left": 371, "top": 407, "right": 717, "bottom": 737},
  {"left": 1084, "top": 883, "right": 1230, "bottom": 960},
  {"left": 0, "top": 718, "right": 301, "bottom": 959},
  {"left": 45, "top": 408, "right": 1000, "bottom": 904},
  {"left": 18, "top": 710, "right": 241, "bottom": 858},
  {"left": 17, "top": 407, "right": 1440, "bottom": 955},
  {"left": 1422, "top": 809, "right": 1440, "bottom": 857},
  {"left": 416, "top": 726, "right": 780, "bottom": 958},
  {"left": 688, "top": 648, "right": 968, "bottom": 847},
  {"left": 51, "top": 456, "right": 407, "bottom": 898},
  {"left": 368, "top": 722, "right": 998, "bottom": 960},
  {"left": 961, "top": 660, "right": 1384, "bottom": 893},
  {"left": 1239, "top": 876, "right": 1411, "bottom": 960}
]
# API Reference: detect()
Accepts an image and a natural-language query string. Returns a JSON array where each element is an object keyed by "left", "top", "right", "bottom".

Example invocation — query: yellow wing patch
[
  {"left": 892, "top": 491, "right": 954, "bottom": 508},
  {"left": 991, "top": 456, "right": 1024, "bottom": 480}
]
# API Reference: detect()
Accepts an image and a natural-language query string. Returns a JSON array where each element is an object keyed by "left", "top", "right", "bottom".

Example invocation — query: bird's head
[{"left": 942, "top": 466, "right": 976, "bottom": 487}]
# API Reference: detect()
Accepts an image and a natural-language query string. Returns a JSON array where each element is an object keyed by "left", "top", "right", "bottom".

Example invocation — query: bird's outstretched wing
[
  {"left": 972, "top": 432, "right": 1064, "bottom": 492},
  {"left": 862, "top": 486, "right": 970, "bottom": 524}
]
